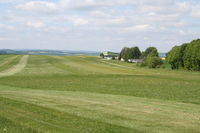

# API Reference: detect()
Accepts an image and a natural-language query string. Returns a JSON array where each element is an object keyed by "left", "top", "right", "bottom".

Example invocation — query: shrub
[{"left": 146, "top": 56, "right": 163, "bottom": 68}]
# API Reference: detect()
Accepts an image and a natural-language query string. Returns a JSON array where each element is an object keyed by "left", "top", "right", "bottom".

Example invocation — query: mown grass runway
[{"left": 0, "top": 55, "right": 200, "bottom": 133}]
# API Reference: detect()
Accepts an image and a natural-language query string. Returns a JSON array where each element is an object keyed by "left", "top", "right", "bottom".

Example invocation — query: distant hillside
[
  {"left": 159, "top": 53, "right": 166, "bottom": 57},
  {"left": 0, "top": 49, "right": 100, "bottom": 56}
]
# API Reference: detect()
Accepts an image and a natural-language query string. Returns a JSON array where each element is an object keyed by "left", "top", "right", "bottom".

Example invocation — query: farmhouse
[{"left": 102, "top": 51, "right": 119, "bottom": 60}]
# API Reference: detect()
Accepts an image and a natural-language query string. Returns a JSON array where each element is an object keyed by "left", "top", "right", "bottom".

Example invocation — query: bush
[
  {"left": 139, "top": 62, "right": 147, "bottom": 67},
  {"left": 146, "top": 56, "right": 163, "bottom": 68}
]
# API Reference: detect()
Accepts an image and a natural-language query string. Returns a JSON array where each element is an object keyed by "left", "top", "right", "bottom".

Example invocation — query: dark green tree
[
  {"left": 119, "top": 47, "right": 141, "bottom": 62},
  {"left": 166, "top": 46, "right": 182, "bottom": 69},
  {"left": 179, "top": 43, "right": 188, "bottom": 67},
  {"left": 183, "top": 39, "right": 200, "bottom": 71},
  {"left": 100, "top": 53, "right": 104, "bottom": 58},
  {"left": 167, "top": 39, "right": 200, "bottom": 71},
  {"left": 142, "top": 47, "right": 159, "bottom": 58},
  {"left": 119, "top": 47, "right": 130, "bottom": 61},
  {"left": 129, "top": 47, "right": 141, "bottom": 59},
  {"left": 141, "top": 47, "right": 160, "bottom": 68}
]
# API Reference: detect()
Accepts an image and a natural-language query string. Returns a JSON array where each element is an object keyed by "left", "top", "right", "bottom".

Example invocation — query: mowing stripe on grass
[
  {"left": 0, "top": 55, "right": 21, "bottom": 72},
  {"left": 0, "top": 86, "right": 200, "bottom": 133},
  {"left": 0, "top": 97, "right": 137, "bottom": 133},
  {"left": 0, "top": 55, "right": 29, "bottom": 77},
  {"left": 100, "top": 60, "right": 136, "bottom": 69},
  {"left": 0, "top": 56, "right": 18, "bottom": 67}
]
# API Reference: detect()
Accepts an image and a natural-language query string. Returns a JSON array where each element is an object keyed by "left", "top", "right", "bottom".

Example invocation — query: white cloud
[
  {"left": 16, "top": 1, "right": 59, "bottom": 13},
  {"left": 179, "top": 30, "right": 196, "bottom": 36},
  {"left": 177, "top": 2, "right": 190, "bottom": 13},
  {"left": 59, "top": 0, "right": 94, "bottom": 8},
  {"left": 58, "top": 0, "right": 114, "bottom": 9},
  {"left": 124, "top": 24, "right": 152, "bottom": 32},
  {"left": 191, "top": 5, "right": 200, "bottom": 18},
  {"left": 0, "top": 23, "right": 16, "bottom": 30},
  {"left": 107, "top": 18, "right": 124, "bottom": 24},
  {"left": 90, "top": 10, "right": 111, "bottom": 18},
  {"left": 1, "top": 0, "right": 200, "bottom": 51},
  {"left": 0, "top": 37, "right": 7, "bottom": 40},
  {"left": 0, "top": 0, "right": 22, "bottom": 3},
  {"left": 70, "top": 18, "right": 89, "bottom": 25},
  {"left": 26, "top": 21, "right": 46, "bottom": 28}
]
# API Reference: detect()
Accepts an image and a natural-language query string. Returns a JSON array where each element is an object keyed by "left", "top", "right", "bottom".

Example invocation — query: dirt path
[{"left": 0, "top": 55, "right": 29, "bottom": 77}]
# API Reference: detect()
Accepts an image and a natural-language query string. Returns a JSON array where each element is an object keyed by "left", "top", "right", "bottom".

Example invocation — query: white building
[
  {"left": 121, "top": 58, "right": 125, "bottom": 61},
  {"left": 128, "top": 59, "right": 143, "bottom": 63}
]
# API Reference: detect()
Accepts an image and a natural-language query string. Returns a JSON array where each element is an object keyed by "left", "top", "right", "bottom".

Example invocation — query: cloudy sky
[{"left": 0, "top": 0, "right": 200, "bottom": 52}]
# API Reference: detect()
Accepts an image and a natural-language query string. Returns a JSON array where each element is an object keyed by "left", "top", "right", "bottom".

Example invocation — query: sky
[{"left": 0, "top": 0, "right": 200, "bottom": 52}]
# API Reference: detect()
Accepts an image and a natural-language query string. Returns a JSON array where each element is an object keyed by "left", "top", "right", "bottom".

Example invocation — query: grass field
[{"left": 0, "top": 55, "right": 200, "bottom": 133}]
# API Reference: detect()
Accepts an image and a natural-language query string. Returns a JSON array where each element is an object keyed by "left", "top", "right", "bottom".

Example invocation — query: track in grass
[{"left": 0, "top": 55, "right": 29, "bottom": 77}]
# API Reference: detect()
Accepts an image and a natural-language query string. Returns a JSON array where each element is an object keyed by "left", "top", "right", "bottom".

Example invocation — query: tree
[
  {"left": 140, "top": 47, "right": 160, "bottom": 68},
  {"left": 119, "top": 47, "right": 131, "bottom": 61},
  {"left": 100, "top": 53, "right": 104, "bottom": 58},
  {"left": 166, "top": 43, "right": 188, "bottom": 69},
  {"left": 129, "top": 47, "right": 141, "bottom": 59},
  {"left": 141, "top": 47, "right": 159, "bottom": 59},
  {"left": 183, "top": 39, "right": 200, "bottom": 71},
  {"left": 179, "top": 43, "right": 188, "bottom": 67},
  {"left": 119, "top": 47, "right": 128, "bottom": 61},
  {"left": 119, "top": 47, "right": 141, "bottom": 62},
  {"left": 167, "top": 39, "right": 200, "bottom": 71},
  {"left": 166, "top": 46, "right": 182, "bottom": 69}
]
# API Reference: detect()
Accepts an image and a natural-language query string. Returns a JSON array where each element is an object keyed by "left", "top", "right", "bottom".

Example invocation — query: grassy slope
[
  {"left": 0, "top": 55, "right": 200, "bottom": 133},
  {"left": 0, "top": 55, "right": 22, "bottom": 72},
  {"left": 0, "top": 55, "right": 29, "bottom": 77}
]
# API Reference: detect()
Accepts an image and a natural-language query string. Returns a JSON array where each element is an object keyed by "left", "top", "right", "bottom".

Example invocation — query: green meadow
[{"left": 0, "top": 55, "right": 200, "bottom": 133}]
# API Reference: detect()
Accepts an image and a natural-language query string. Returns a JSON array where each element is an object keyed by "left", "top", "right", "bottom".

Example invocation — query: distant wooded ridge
[
  {"left": 0, "top": 49, "right": 99, "bottom": 56},
  {"left": 0, "top": 49, "right": 166, "bottom": 57}
]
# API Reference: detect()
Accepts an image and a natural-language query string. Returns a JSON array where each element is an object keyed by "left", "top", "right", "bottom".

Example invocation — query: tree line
[
  {"left": 166, "top": 39, "right": 200, "bottom": 71},
  {"left": 118, "top": 47, "right": 141, "bottom": 61},
  {"left": 118, "top": 46, "right": 163, "bottom": 68},
  {"left": 101, "top": 39, "right": 200, "bottom": 71}
]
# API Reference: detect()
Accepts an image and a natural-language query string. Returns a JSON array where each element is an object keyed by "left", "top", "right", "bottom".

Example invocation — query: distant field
[{"left": 0, "top": 55, "right": 200, "bottom": 133}]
